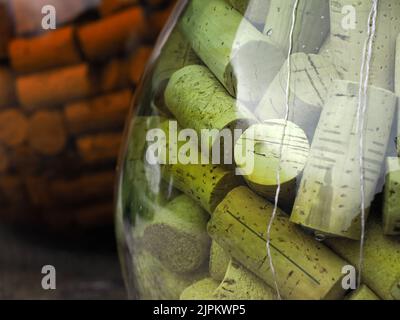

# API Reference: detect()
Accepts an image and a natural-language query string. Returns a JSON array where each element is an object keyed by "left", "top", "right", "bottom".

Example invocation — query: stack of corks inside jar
[{"left": 0, "top": 0, "right": 175, "bottom": 230}]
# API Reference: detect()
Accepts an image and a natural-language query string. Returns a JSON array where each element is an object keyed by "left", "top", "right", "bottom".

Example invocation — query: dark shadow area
[{"left": 0, "top": 223, "right": 126, "bottom": 300}]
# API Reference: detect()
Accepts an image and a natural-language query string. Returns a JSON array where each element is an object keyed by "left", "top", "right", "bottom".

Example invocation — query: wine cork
[
  {"left": 124, "top": 116, "right": 169, "bottom": 164},
  {"left": 122, "top": 116, "right": 179, "bottom": 222},
  {"left": 9, "top": 26, "right": 82, "bottom": 74},
  {"left": 209, "top": 241, "right": 230, "bottom": 281},
  {"left": 321, "top": 0, "right": 400, "bottom": 91},
  {"left": 133, "top": 249, "right": 209, "bottom": 300},
  {"left": 383, "top": 157, "right": 400, "bottom": 235},
  {"left": 162, "top": 161, "right": 242, "bottom": 214},
  {"left": 208, "top": 186, "right": 347, "bottom": 300},
  {"left": 180, "top": 278, "right": 220, "bottom": 300},
  {"left": 0, "top": 109, "right": 29, "bottom": 147},
  {"left": 214, "top": 260, "right": 276, "bottom": 300},
  {"left": 26, "top": 171, "right": 115, "bottom": 207},
  {"left": 141, "top": 194, "right": 210, "bottom": 273},
  {"left": 165, "top": 65, "right": 256, "bottom": 148},
  {"left": 255, "top": 53, "right": 340, "bottom": 139},
  {"left": 52, "top": 171, "right": 115, "bottom": 204},
  {"left": 346, "top": 285, "right": 380, "bottom": 300},
  {"left": 153, "top": 28, "right": 200, "bottom": 90},
  {"left": 77, "top": 7, "right": 147, "bottom": 62},
  {"left": 179, "top": 0, "right": 285, "bottom": 106},
  {"left": 77, "top": 132, "right": 121, "bottom": 164},
  {"left": 327, "top": 214, "right": 400, "bottom": 300},
  {"left": 27, "top": 111, "right": 67, "bottom": 156},
  {"left": 291, "top": 80, "right": 396, "bottom": 240},
  {"left": 263, "top": 0, "right": 330, "bottom": 54},
  {"left": 17, "top": 64, "right": 99, "bottom": 109},
  {"left": 125, "top": 159, "right": 180, "bottom": 223},
  {"left": 64, "top": 89, "right": 132, "bottom": 135},
  {"left": 228, "top": 0, "right": 271, "bottom": 27},
  {"left": 234, "top": 120, "right": 310, "bottom": 208},
  {"left": 128, "top": 46, "right": 153, "bottom": 84},
  {"left": 153, "top": 118, "right": 243, "bottom": 214},
  {"left": 152, "top": 29, "right": 201, "bottom": 114},
  {"left": 17, "top": 60, "right": 133, "bottom": 110},
  {"left": 0, "top": 68, "right": 17, "bottom": 108},
  {"left": 99, "top": 0, "right": 139, "bottom": 16},
  {"left": 99, "top": 58, "right": 132, "bottom": 92}
]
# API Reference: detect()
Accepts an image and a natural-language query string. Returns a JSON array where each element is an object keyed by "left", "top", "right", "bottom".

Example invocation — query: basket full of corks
[
  {"left": 116, "top": 0, "right": 400, "bottom": 300},
  {"left": 0, "top": 0, "right": 176, "bottom": 230}
]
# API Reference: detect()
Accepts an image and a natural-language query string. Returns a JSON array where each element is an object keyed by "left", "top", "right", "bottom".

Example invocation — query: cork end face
[
  {"left": 227, "top": 40, "right": 285, "bottom": 106},
  {"left": 143, "top": 223, "right": 210, "bottom": 273},
  {"left": 210, "top": 170, "right": 243, "bottom": 214},
  {"left": 290, "top": 213, "right": 363, "bottom": 241}
]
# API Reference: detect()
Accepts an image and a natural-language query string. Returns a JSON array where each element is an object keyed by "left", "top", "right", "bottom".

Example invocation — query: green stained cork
[
  {"left": 321, "top": 0, "right": 400, "bottom": 91},
  {"left": 208, "top": 186, "right": 347, "bottom": 300},
  {"left": 326, "top": 214, "right": 400, "bottom": 300},
  {"left": 228, "top": 0, "right": 271, "bottom": 27},
  {"left": 180, "top": 278, "right": 220, "bottom": 300},
  {"left": 179, "top": 0, "right": 284, "bottom": 106},
  {"left": 154, "top": 119, "right": 243, "bottom": 214},
  {"left": 291, "top": 80, "right": 396, "bottom": 240},
  {"left": 255, "top": 53, "right": 340, "bottom": 139},
  {"left": 133, "top": 249, "right": 209, "bottom": 300},
  {"left": 263, "top": 0, "right": 330, "bottom": 54},
  {"left": 162, "top": 162, "right": 242, "bottom": 214},
  {"left": 122, "top": 116, "right": 176, "bottom": 222},
  {"left": 140, "top": 194, "right": 211, "bottom": 274},
  {"left": 234, "top": 120, "right": 310, "bottom": 210},
  {"left": 165, "top": 65, "right": 256, "bottom": 147},
  {"left": 181, "top": 260, "right": 276, "bottom": 300},
  {"left": 209, "top": 241, "right": 231, "bottom": 281},
  {"left": 151, "top": 29, "right": 201, "bottom": 114},
  {"left": 213, "top": 260, "right": 276, "bottom": 300},
  {"left": 383, "top": 157, "right": 400, "bottom": 235},
  {"left": 346, "top": 285, "right": 380, "bottom": 300}
]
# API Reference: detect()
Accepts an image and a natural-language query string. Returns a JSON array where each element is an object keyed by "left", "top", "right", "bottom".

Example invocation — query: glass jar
[{"left": 116, "top": 0, "right": 400, "bottom": 300}]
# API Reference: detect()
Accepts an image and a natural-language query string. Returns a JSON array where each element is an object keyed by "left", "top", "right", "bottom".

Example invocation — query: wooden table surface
[{"left": 0, "top": 224, "right": 126, "bottom": 300}]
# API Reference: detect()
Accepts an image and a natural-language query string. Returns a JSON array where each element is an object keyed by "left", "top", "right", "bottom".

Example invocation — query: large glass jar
[{"left": 116, "top": 0, "right": 400, "bottom": 300}]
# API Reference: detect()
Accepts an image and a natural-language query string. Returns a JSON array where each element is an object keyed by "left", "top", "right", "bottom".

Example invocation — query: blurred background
[{"left": 0, "top": 0, "right": 175, "bottom": 299}]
